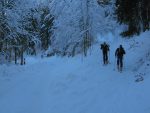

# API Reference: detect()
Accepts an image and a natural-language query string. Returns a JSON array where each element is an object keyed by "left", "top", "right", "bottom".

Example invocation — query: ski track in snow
[{"left": 0, "top": 32, "right": 150, "bottom": 113}]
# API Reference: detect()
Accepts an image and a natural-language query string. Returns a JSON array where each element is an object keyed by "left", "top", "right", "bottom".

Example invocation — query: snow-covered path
[{"left": 0, "top": 33, "right": 150, "bottom": 113}]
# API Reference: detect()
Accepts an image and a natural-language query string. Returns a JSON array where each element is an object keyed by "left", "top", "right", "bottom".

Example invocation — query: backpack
[
  {"left": 101, "top": 44, "right": 109, "bottom": 51},
  {"left": 116, "top": 47, "right": 125, "bottom": 57}
]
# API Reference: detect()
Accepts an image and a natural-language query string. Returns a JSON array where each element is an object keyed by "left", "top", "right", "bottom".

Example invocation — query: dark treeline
[{"left": 115, "top": 0, "right": 150, "bottom": 36}]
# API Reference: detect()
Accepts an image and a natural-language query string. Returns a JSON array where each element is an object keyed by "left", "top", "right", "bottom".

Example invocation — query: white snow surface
[{"left": 0, "top": 31, "right": 150, "bottom": 113}]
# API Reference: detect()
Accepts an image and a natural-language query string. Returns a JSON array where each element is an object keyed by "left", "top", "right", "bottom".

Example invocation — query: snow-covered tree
[
  {"left": 0, "top": 0, "right": 117, "bottom": 64},
  {"left": 0, "top": 0, "right": 43, "bottom": 64},
  {"left": 0, "top": 0, "right": 19, "bottom": 63},
  {"left": 39, "top": 4, "right": 54, "bottom": 50},
  {"left": 49, "top": 0, "right": 116, "bottom": 56}
]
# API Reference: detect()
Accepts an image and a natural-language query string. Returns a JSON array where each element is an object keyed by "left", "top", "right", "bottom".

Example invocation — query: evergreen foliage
[{"left": 115, "top": 0, "right": 150, "bottom": 37}]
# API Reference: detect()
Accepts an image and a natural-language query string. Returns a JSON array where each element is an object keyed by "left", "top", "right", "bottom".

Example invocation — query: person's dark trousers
[
  {"left": 103, "top": 52, "right": 108, "bottom": 64},
  {"left": 117, "top": 56, "right": 123, "bottom": 70}
]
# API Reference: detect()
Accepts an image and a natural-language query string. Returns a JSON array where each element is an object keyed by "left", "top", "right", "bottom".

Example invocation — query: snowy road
[{"left": 0, "top": 34, "right": 150, "bottom": 113}]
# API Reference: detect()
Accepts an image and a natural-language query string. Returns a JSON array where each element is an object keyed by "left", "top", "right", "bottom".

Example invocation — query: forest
[{"left": 0, "top": 0, "right": 149, "bottom": 65}]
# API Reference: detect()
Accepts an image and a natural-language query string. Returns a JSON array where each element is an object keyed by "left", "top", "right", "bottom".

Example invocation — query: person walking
[
  {"left": 100, "top": 42, "right": 109, "bottom": 65},
  {"left": 115, "top": 45, "right": 126, "bottom": 71}
]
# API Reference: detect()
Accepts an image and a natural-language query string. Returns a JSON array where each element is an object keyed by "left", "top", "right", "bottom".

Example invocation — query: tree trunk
[
  {"left": 20, "top": 47, "right": 24, "bottom": 65},
  {"left": 82, "top": 0, "right": 91, "bottom": 57},
  {"left": 14, "top": 47, "right": 17, "bottom": 64}
]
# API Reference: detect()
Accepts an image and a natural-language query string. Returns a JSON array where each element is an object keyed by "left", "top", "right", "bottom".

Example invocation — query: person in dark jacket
[
  {"left": 101, "top": 42, "right": 109, "bottom": 65},
  {"left": 115, "top": 45, "right": 126, "bottom": 71}
]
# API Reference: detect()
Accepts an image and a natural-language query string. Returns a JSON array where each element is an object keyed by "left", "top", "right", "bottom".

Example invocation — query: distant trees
[
  {"left": 0, "top": 0, "right": 54, "bottom": 64},
  {"left": 0, "top": 0, "right": 19, "bottom": 63},
  {"left": 0, "top": 0, "right": 116, "bottom": 64},
  {"left": 116, "top": 0, "right": 150, "bottom": 36},
  {"left": 40, "top": 5, "right": 54, "bottom": 50},
  {"left": 49, "top": 0, "right": 115, "bottom": 56}
]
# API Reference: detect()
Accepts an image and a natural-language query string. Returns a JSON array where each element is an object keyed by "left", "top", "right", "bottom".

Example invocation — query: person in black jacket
[
  {"left": 101, "top": 42, "right": 109, "bottom": 65},
  {"left": 115, "top": 45, "right": 126, "bottom": 71}
]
